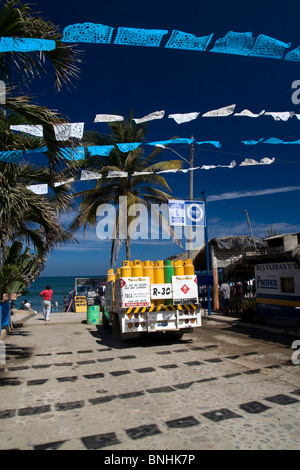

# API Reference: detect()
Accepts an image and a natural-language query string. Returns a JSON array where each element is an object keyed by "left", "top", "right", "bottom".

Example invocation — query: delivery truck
[{"left": 103, "top": 259, "right": 201, "bottom": 340}]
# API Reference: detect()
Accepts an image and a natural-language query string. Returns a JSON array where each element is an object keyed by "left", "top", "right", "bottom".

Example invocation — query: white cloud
[
  {"left": 209, "top": 218, "right": 300, "bottom": 239},
  {"left": 208, "top": 186, "right": 300, "bottom": 202}
]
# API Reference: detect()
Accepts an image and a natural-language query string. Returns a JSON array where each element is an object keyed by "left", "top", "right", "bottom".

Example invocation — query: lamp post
[
  {"left": 157, "top": 142, "right": 211, "bottom": 315},
  {"left": 156, "top": 138, "right": 195, "bottom": 259},
  {"left": 200, "top": 191, "right": 211, "bottom": 316}
]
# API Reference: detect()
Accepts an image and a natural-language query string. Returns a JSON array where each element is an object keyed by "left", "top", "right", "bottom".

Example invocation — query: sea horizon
[{"left": 16, "top": 274, "right": 107, "bottom": 314}]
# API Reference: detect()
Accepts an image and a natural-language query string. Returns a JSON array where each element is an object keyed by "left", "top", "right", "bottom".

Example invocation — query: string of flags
[
  {"left": 2, "top": 27, "right": 300, "bottom": 62},
  {"left": 8, "top": 106, "right": 300, "bottom": 143},
  {"left": 0, "top": 37, "right": 56, "bottom": 52},
  {"left": 3, "top": 129, "right": 300, "bottom": 163},
  {"left": 5, "top": 104, "right": 300, "bottom": 156},
  {"left": 26, "top": 157, "right": 276, "bottom": 195}
]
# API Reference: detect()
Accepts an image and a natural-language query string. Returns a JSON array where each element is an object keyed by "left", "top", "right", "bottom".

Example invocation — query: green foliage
[
  {"left": 0, "top": 0, "right": 82, "bottom": 91},
  {"left": 73, "top": 114, "right": 184, "bottom": 265},
  {"left": 0, "top": 241, "right": 45, "bottom": 297},
  {"left": 0, "top": 0, "right": 81, "bottom": 295}
]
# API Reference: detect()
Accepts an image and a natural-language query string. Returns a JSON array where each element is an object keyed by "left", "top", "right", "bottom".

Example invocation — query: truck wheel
[
  {"left": 168, "top": 330, "right": 184, "bottom": 339},
  {"left": 102, "top": 312, "right": 110, "bottom": 329},
  {"left": 112, "top": 315, "right": 122, "bottom": 342}
]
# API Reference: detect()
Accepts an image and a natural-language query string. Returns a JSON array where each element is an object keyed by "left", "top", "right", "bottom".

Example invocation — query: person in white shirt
[{"left": 220, "top": 282, "right": 231, "bottom": 314}]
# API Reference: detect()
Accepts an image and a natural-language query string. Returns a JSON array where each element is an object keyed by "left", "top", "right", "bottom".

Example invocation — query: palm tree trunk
[{"left": 125, "top": 234, "right": 131, "bottom": 261}]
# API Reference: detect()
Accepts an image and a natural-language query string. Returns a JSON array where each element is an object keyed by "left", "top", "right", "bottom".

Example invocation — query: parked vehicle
[{"left": 104, "top": 260, "right": 201, "bottom": 340}]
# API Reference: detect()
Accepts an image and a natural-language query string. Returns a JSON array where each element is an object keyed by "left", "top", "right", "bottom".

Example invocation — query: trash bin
[
  {"left": 87, "top": 305, "right": 100, "bottom": 325},
  {"left": 0, "top": 301, "right": 11, "bottom": 328}
]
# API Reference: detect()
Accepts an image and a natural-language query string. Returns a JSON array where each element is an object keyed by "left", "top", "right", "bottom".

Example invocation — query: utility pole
[
  {"left": 232, "top": 208, "right": 257, "bottom": 251},
  {"left": 189, "top": 135, "right": 194, "bottom": 201},
  {"left": 245, "top": 210, "right": 257, "bottom": 251},
  {"left": 200, "top": 190, "right": 211, "bottom": 316},
  {"left": 188, "top": 136, "right": 194, "bottom": 260}
]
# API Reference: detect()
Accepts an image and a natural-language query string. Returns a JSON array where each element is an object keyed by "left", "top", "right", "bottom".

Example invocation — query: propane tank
[
  {"left": 164, "top": 260, "right": 174, "bottom": 305},
  {"left": 174, "top": 260, "right": 184, "bottom": 276},
  {"left": 121, "top": 260, "right": 132, "bottom": 278},
  {"left": 116, "top": 268, "right": 121, "bottom": 279},
  {"left": 132, "top": 260, "right": 143, "bottom": 277},
  {"left": 143, "top": 260, "right": 154, "bottom": 285},
  {"left": 184, "top": 258, "right": 195, "bottom": 275},
  {"left": 164, "top": 259, "right": 174, "bottom": 283},
  {"left": 154, "top": 261, "right": 165, "bottom": 305},
  {"left": 107, "top": 269, "right": 116, "bottom": 283},
  {"left": 154, "top": 260, "right": 164, "bottom": 284}
]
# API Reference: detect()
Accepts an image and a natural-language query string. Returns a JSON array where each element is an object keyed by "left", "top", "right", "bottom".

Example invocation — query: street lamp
[
  {"left": 155, "top": 139, "right": 195, "bottom": 259},
  {"left": 156, "top": 142, "right": 212, "bottom": 315}
]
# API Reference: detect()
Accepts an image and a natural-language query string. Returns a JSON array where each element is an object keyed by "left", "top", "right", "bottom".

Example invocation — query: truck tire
[
  {"left": 168, "top": 330, "right": 184, "bottom": 339},
  {"left": 102, "top": 312, "right": 110, "bottom": 329},
  {"left": 112, "top": 315, "right": 122, "bottom": 342}
]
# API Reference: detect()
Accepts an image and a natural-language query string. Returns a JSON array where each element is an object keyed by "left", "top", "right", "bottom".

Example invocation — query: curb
[
  {"left": 12, "top": 312, "right": 36, "bottom": 328},
  {"left": 0, "top": 328, "right": 7, "bottom": 341}
]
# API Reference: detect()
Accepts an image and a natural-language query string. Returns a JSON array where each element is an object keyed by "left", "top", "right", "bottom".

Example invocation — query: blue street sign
[{"left": 169, "top": 200, "right": 206, "bottom": 227}]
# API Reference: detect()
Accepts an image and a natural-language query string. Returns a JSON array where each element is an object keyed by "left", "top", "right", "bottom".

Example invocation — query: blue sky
[{"left": 21, "top": 0, "right": 300, "bottom": 276}]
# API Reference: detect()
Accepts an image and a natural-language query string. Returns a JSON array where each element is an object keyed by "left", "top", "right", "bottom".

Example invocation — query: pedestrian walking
[
  {"left": 99, "top": 283, "right": 106, "bottom": 310},
  {"left": 63, "top": 296, "right": 69, "bottom": 312},
  {"left": 40, "top": 285, "right": 54, "bottom": 322},
  {"left": 220, "top": 281, "right": 231, "bottom": 314}
]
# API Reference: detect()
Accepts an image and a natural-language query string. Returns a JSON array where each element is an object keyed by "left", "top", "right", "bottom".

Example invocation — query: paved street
[{"left": 0, "top": 317, "right": 299, "bottom": 451}]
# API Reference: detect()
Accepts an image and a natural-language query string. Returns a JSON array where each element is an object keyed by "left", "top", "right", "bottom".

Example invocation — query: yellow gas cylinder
[
  {"left": 143, "top": 260, "right": 154, "bottom": 285},
  {"left": 107, "top": 269, "right": 116, "bottom": 283},
  {"left": 184, "top": 258, "right": 195, "bottom": 275},
  {"left": 116, "top": 268, "right": 121, "bottom": 279},
  {"left": 174, "top": 260, "right": 184, "bottom": 276},
  {"left": 154, "top": 261, "right": 165, "bottom": 305},
  {"left": 154, "top": 260, "right": 164, "bottom": 284},
  {"left": 121, "top": 260, "right": 132, "bottom": 278},
  {"left": 132, "top": 260, "right": 143, "bottom": 277}
]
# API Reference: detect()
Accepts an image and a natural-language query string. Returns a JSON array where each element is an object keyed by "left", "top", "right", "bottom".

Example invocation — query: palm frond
[
  {"left": 73, "top": 112, "right": 186, "bottom": 264},
  {"left": 0, "top": 0, "right": 82, "bottom": 91}
]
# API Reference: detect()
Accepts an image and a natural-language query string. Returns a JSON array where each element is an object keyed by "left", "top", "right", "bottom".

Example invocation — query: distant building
[
  {"left": 255, "top": 232, "right": 300, "bottom": 325},
  {"left": 265, "top": 231, "right": 300, "bottom": 254},
  {"left": 167, "top": 233, "right": 300, "bottom": 324}
]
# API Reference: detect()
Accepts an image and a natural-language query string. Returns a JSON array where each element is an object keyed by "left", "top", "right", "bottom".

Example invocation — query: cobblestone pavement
[{"left": 0, "top": 318, "right": 299, "bottom": 451}]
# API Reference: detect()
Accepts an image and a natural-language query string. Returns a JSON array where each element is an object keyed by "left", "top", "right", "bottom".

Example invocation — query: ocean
[{"left": 16, "top": 275, "right": 106, "bottom": 313}]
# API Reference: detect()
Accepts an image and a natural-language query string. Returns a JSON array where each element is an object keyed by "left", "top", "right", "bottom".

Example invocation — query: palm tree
[
  {"left": 72, "top": 114, "right": 184, "bottom": 266},
  {"left": 0, "top": 103, "right": 78, "bottom": 282},
  {"left": 0, "top": 241, "right": 46, "bottom": 299},
  {"left": 0, "top": 0, "right": 83, "bottom": 194},
  {"left": 0, "top": 161, "right": 76, "bottom": 257},
  {"left": 264, "top": 226, "right": 281, "bottom": 238},
  {"left": 0, "top": 0, "right": 81, "bottom": 284},
  {"left": 0, "top": 0, "right": 82, "bottom": 92},
  {"left": 1, "top": 92, "right": 78, "bottom": 202}
]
